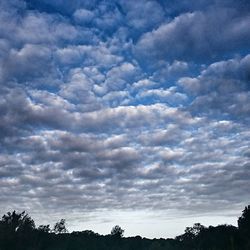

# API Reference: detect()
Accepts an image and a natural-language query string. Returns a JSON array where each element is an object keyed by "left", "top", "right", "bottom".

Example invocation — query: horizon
[
  {"left": 0, "top": 0, "right": 249, "bottom": 239},
  {"left": 0, "top": 207, "right": 244, "bottom": 239}
]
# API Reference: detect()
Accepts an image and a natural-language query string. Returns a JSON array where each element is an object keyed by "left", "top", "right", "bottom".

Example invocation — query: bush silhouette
[
  {"left": 111, "top": 225, "right": 124, "bottom": 238},
  {"left": 0, "top": 206, "right": 249, "bottom": 250}
]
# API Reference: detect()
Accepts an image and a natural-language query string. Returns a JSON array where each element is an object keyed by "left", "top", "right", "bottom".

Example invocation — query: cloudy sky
[{"left": 0, "top": 0, "right": 250, "bottom": 238}]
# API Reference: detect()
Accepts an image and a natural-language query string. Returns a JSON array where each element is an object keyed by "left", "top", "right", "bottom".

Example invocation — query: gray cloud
[
  {"left": 135, "top": 7, "right": 250, "bottom": 63},
  {"left": 120, "top": 0, "right": 165, "bottom": 31},
  {"left": 0, "top": 0, "right": 249, "bottom": 236},
  {"left": 178, "top": 55, "right": 250, "bottom": 117}
]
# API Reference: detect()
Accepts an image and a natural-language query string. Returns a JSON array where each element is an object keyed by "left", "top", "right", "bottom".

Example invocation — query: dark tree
[
  {"left": 176, "top": 223, "right": 205, "bottom": 241},
  {"left": 53, "top": 219, "right": 68, "bottom": 234},
  {"left": 1, "top": 211, "right": 35, "bottom": 233},
  {"left": 0, "top": 206, "right": 249, "bottom": 250},
  {"left": 238, "top": 205, "right": 250, "bottom": 234},
  {"left": 111, "top": 225, "right": 124, "bottom": 238},
  {"left": 37, "top": 224, "right": 51, "bottom": 233},
  {"left": 0, "top": 211, "right": 36, "bottom": 250},
  {"left": 238, "top": 205, "right": 250, "bottom": 248}
]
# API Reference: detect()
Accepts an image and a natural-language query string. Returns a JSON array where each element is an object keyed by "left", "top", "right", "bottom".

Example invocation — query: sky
[{"left": 0, "top": 0, "right": 250, "bottom": 239}]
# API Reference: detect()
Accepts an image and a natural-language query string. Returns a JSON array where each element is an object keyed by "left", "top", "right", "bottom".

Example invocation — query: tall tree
[
  {"left": 53, "top": 219, "right": 68, "bottom": 234},
  {"left": 238, "top": 205, "right": 250, "bottom": 248},
  {"left": 111, "top": 225, "right": 124, "bottom": 238}
]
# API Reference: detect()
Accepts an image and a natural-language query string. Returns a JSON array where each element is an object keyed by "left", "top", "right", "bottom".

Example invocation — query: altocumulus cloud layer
[{"left": 0, "top": 0, "right": 250, "bottom": 237}]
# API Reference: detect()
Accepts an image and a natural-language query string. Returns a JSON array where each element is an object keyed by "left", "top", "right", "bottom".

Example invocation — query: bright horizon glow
[{"left": 29, "top": 208, "right": 242, "bottom": 239}]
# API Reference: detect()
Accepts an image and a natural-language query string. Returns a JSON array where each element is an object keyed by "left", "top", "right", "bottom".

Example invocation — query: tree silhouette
[
  {"left": 176, "top": 223, "right": 205, "bottom": 241},
  {"left": 185, "top": 223, "right": 205, "bottom": 237},
  {"left": 1, "top": 211, "right": 35, "bottom": 233},
  {"left": 38, "top": 224, "right": 51, "bottom": 233},
  {"left": 53, "top": 219, "right": 68, "bottom": 234},
  {"left": 238, "top": 205, "right": 250, "bottom": 234},
  {"left": 111, "top": 225, "right": 124, "bottom": 238},
  {"left": 0, "top": 206, "right": 249, "bottom": 250},
  {"left": 238, "top": 205, "right": 250, "bottom": 248}
]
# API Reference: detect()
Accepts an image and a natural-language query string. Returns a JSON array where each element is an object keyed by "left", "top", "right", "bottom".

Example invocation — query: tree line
[{"left": 0, "top": 205, "right": 249, "bottom": 250}]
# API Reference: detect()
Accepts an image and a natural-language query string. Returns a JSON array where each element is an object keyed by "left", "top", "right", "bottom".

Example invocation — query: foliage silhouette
[
  {"left": 111, "top": 225, "right": 124, "bottom": 238},
  {"left": 1, "top": 210, "right": 35, "bottom": 233},
  {"left": 38, "top": 224, "right": 51, "bottom": 233},
  {"left": 238, "top": 205, "right": 250, "bottom": 249},
  {"left": 53, "top": 219, "right": 68, "bottom": 234},
  {"left": 0, "top": 205, "right": 249, "bottom": 250}
]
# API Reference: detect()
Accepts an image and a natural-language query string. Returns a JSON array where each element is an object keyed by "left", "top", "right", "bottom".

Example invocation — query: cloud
[
  {"left": 73, "top": 8, "right": 95, "bottom": 24},
  {"left": 120, "top": 0, "right": 164, "bottom": 31},
  {"left": 56, "top": 45, "right": 123, "bottom": 68},
  {"left": 0, "top": 8, "right": 78, "bottom": 47},
  {"left": 104, "top": 62, "right": 140, "bottom": 91},
  {"left": 136, "top": 87, "right": 188, "bottom": 105},
  {"left": 0, "top": 0, "right": 249, "bottom": 237},
  {"left": 135, "top": 7, "right": 250, "bottom": 63},
  {"left": 25, "top": 0, "right": 98, "bottom": 16},
  {"left": 178, "top": 54, "right": 250, "bottom": 117},
  {"left": 132, "top": 79, "right": 158, "bottom": 90},
  {"left": 2, "top": 44, "right": 57, "bottom": 84}
]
